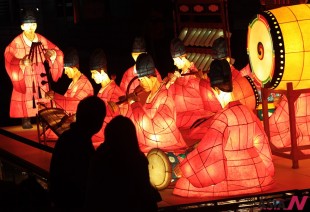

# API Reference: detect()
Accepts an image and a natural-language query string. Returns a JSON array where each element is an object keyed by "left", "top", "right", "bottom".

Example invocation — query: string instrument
[
  {"left": 115, "top": 76, "right": 149, "bottom": 105},
  {"left": 28, "top": 41, "right": 54, "bottom": 108}
]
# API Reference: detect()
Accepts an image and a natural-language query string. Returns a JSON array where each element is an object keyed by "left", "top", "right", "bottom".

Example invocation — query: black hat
[
  {"left": 136, "top": 53, "right": 155, "bottom": 78},
  {"left": 20, "top": 8, "right": 38, "bottom": 24},
  {"left": 132, "top": 36, "right": 146, "bottom": 53},
  {"left": 89, "top": 48, "right": 107, "bottom": 71},
  {"left": 212, "top": 37, "right": 227, "bottom": 59},
  {"left": 170, "top": 38, "right": 186, "bottom": 58},
  {"left": 64, "top": 47, "right": 79, "bottom": 68},
  {"left": 208, "top": 59, "right": 232, "bottom": 92}
]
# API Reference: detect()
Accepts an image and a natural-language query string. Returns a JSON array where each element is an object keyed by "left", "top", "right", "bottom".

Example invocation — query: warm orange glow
[
  {"left": 248, "top": 4, "right": 310, "bottom": 90},
  {"left": 173, "top": 101, "right": 275, "bottom": 197}
]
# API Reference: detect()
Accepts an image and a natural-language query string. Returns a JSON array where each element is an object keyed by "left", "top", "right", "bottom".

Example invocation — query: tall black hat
[
  {"left": 64, "top": 47, "right": 79, "bottom": 68},
  {"left": 132, "top": 36, "right": 146, "bottom": 53},
  {"left": 136, "top": 53, "right": 155, "bottom": 78},
  {"left": 212, "top": 37, "right": 228, "bottom": 59},
  {"left": 170, "top": 38, "right": 186, "bottom": 58},
  {"left": 208, "top": 59, "right": 232, "bottom": 92},
  {"left": 20, "top": 8, "right": 38, "bottom": 24},
  {"left": 89, "top": 48, "right": 107, "bottom": 71}
]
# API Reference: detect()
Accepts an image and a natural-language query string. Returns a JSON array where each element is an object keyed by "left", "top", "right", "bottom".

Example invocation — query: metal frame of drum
[{"left": 261, "top": 82, "right": 310, "bottom": 169}]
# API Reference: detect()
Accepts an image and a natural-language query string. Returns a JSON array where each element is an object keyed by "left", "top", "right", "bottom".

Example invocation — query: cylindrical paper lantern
[{"left": 247, "top": 4, "right": 310, "bottom": 90}]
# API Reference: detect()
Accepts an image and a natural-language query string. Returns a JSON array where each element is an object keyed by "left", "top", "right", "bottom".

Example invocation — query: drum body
[
  {"left": 232, "top": 76, "right": 259, "bottom": 112},
  {"left": 247, "top": 4, "right": 310, "bottom": 90}
]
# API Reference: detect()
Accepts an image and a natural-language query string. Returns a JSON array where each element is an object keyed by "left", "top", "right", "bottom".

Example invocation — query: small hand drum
[{"left": 147, "top": 148, "right": 172, "bottom": 190}]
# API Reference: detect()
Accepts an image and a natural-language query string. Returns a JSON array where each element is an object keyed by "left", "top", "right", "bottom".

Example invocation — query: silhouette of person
[
  {"left": 49, "top": 95, "right": 106, "bottom": 209},
  {"left": 85, "top": 115, "right": 161, "bottom": 211},
  {"left": 89, "top": 48, "right": 132, "bottom": 144},
  {"left": 4, "top": 8, "right": 64, "bottom": 129}
]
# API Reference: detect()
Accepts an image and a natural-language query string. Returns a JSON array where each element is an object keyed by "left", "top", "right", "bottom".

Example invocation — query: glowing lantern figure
[
  {"left": 173, "top": 59, "right": 275, "bottom": 197},
  {"left": 128, "top": 53, "right": 187, "bottom": 153},
  {"left": 120, "top": 36, "right": 162, "bottom": 94},
  {"left": 89, "top": 48, "right": 132, "bottom": 144},
  {"left": 168, "top": 38, "right": 212, "bottom": 130},
  {"left": 4, "top": 8, "right": 64, "bottom": 129},
  {"left": 47, "top": 47, "right": 93, "bottom": 115},
  {"left": 269, "top": 93, "right": 310, "bottom": 148}
]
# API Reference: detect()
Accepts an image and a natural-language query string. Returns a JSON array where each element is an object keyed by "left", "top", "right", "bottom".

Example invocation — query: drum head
[
  {"left": 248, "top": 13, "right": 278, "bottom": 88},
  {"left": 147, "top": 148, "right": 172, "bottom": 190}
]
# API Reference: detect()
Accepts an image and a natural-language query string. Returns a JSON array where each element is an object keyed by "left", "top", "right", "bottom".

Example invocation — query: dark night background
[{"left": 0, "top": 0, "right": 261, "bottom": 127}]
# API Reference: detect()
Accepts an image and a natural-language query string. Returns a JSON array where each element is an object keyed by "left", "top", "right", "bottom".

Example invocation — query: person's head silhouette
[
  {"left": 75, "top": 95, "right": 106, "bottom": 137},
  {"left": 104, "top": 115, "right": 140, "bottom": 154}
]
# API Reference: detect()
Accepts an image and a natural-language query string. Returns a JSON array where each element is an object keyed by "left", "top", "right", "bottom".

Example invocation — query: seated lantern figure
[
  {"left": 46, "top": 47, "right": 94, "bottom": 115},
  {"left": 167, "top": 38, "right": 212, "bottom": 131},
  {"left": 172, "top": 58, "right": 275, "bottom": 198},
  {"left": 269, "top": 93, "right": 310, "bottom": 148},
  {"left": 120, "top": 36, "right": 162, "bottom": 94},
  {"left": 89, "top": 48, "right": 132, "bottom": 144},
  {"left": 126, "top": 53, "right": 187, "bottom": 153}
]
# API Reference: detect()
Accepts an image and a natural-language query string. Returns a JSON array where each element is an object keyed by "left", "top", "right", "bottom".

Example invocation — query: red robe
[
  {"left": 168, "top": 63, "right": 213, "bottom": 131},
  {"left": 53, "top": 74, "right": 93, "bottom": 115},
  {"left": 269, "top": 93, "right": 310, "bottom": 148},
  {"left": 93, "top": 80, "right": 132, "bottom": 144},
  {"left": 4, "top": 33, "right": 63, "bottom": 118},
  {"left": 130, "top": 86, "right": 187, "bottom": 153},
  {"left": 120, "top": 66, "right": 162, "bottom": 93},
  {"left": 173, "top": 101, "right": 275, "bottom": 197}
]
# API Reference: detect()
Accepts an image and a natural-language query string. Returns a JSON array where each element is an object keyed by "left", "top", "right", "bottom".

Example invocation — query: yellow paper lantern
[{"left": 247, "top": 4, "right": 310, "bottom": 90}]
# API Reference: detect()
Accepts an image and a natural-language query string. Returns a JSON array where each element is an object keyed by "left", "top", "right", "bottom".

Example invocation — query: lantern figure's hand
[
  {"left": 44, "top": 49, "right": 56, "bottom": 61},
  {"left": 107, "top": 101, "right": 120, "bottom": 113},
  {"left": 21, "top": 55, "right": 32, "bottom": 67},
  {"left": 45, "top": 90, "right": 55, "bottom": 100},
  {"left": 127, "top": 92, "right": 139, "bottom": 104}
]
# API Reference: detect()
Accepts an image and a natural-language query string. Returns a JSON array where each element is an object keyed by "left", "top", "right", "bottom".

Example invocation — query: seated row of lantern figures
[{"left": 4, "top": 9, "right": 304, "bottom": 198}]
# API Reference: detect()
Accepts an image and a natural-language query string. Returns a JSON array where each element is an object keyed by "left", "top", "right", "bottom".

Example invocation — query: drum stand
[{"left": 261, "top": 82, "right": 310, "bottom": 169}]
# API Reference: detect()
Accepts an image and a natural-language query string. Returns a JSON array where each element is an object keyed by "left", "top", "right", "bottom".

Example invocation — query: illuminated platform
[{"left": 0, "top": 125, "right": 310, "bottom": 211}]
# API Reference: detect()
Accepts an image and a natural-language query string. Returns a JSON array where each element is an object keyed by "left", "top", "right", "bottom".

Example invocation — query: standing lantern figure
[{"left": 4, "top": 8, "right": 64, "bottom": 129}]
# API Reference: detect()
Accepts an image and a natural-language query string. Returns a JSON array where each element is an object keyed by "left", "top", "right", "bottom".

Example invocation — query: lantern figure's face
[
  {"left": 64, "top": 67, "right": 76, "bottom": 79},
  {"left": 173, "top": 56, "right": 186, "bottom": 69},
  {"left": 213, "top": 87, "right": 234, "bottom": 108},
  {"left": 139, "top": 76, "right": 156, "bottom": 92},
  {"left": 21, "top": 23, "right": 37, "bottom": 40},
  {"left": 91, "top": 70, "right": 109, "bottom": 85},
  {"left": 132, "top": 52, "right": 144, "bottom": 62}
]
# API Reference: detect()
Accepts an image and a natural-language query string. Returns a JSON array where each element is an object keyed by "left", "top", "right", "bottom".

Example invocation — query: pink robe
[
  {"left": 269, "top": 93, "right": 310, "bottom": 148},
  {"left": 93, "top": 80, "right": 132, "bottom": 144},
  {"left": 130, "top": 86, "right": 187, "bottom": 153},
  {"left": 4, "top": 33, "right": 63, "bottom": 118},
  {"left": 120, "top": 66, "right": 162, "bottom": 93},
  {"left": 53, "top": 74, "right": 93, "bottom": 115},
  {"left": 174, "top": 101, "right": 275, "bottom": 197},
  {"left": 168, "top": 63, "right": 213, "bottom": 131}
]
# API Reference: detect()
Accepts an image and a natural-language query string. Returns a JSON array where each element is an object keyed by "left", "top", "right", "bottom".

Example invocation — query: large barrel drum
[
  {"left": 232, "top": 76, "right": 259, "bottom": 112},
  {"left": 247, "top": 4, "right": 310, "bottom": 90}
]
